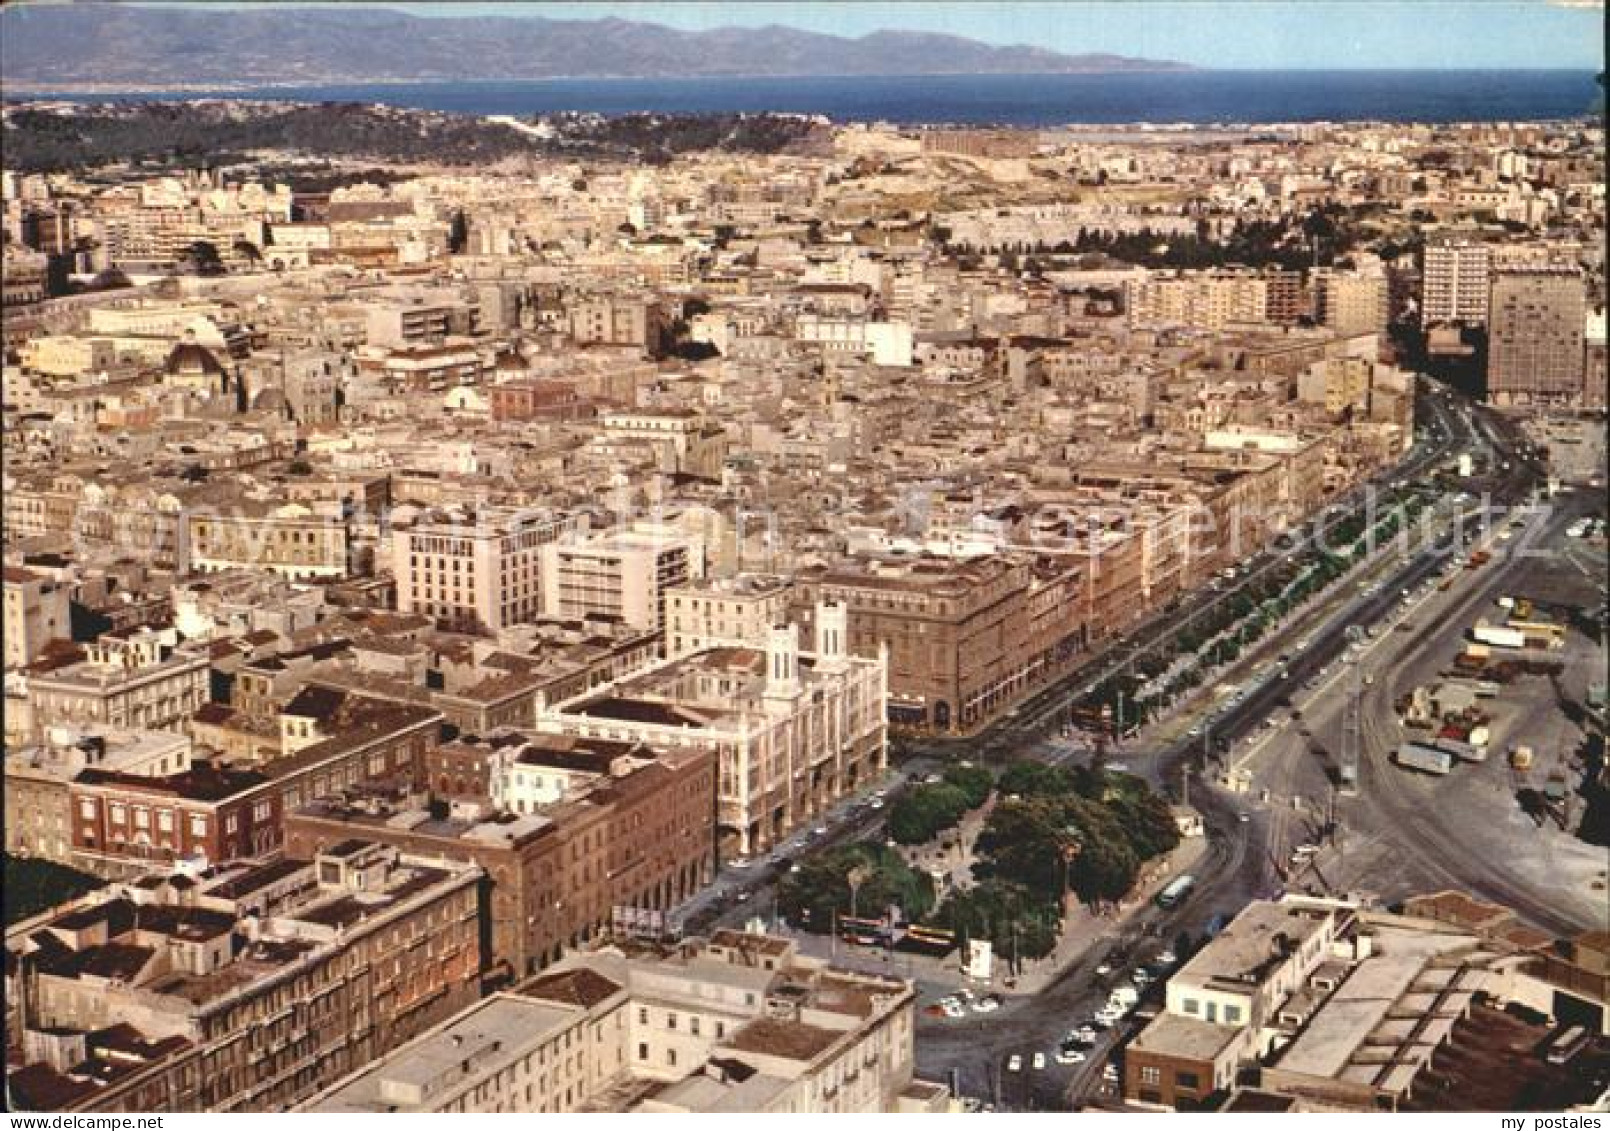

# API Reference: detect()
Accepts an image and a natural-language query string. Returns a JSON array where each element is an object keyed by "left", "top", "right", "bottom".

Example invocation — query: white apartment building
[
  {"left": 304, "top": 931, "right": 940, "bottom": 1114},
  {"left": 1313, "top": 271, "right": 1389, "bottom": 339},
  {"left": 795, "top": 316, "right": 914, "bottom": 367},
  {"left": 1126, "top": 272, "right": 1270, "bottom": 332},
  {"left": 489, "top": 736, "right": 635, "bottom": 815},
  {"left": 535, "top": 606, "right": 886, "bottom": 856},
  {"left": 1421, "top": 240, "right": 1493, "bottom": 327},
  {"left": 18, "top": 335, "right": 120, "bottom": 377},
  {"left": 26, "top": 628, "right": 209, "bottom": 737},
  {"left": 664, "top": 574, "right": 793, "bottom": 657},
  {"left": 597, "top": 410, "right": 727, "bottom": 479},
  {"left": 394, "top": 507, "right": 579, "bottom": 633},
  {"left": 541, "top": 528, "right": 704, "bottom": 632},
  {"left": 4, "top": 565, "right": 71, "bottom": 670}
]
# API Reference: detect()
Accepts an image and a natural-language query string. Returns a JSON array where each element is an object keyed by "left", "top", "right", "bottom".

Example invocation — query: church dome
[{"left": 164, "top": 341, "right": 225, "bottom": 376}]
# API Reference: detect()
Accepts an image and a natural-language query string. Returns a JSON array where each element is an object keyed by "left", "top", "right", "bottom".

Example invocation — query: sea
[{"left": 28, "top": 70, "right": 1604, "bottom": 126}]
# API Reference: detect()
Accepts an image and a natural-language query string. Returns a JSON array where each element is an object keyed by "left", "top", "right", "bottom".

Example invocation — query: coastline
[{"left": 2, "top": 70, "right": 1597, "bottom": 129}]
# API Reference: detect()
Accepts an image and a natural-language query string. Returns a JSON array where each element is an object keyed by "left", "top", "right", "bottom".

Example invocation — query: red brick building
[
  {"left": 68, "top": 694, "right": 442, "bottom": 877},
  {"left": 284, "top": 736, "right": 716, "bottom": 982},
  {"left": 489, "top": 379, "right": 593, "bottom": 423}
]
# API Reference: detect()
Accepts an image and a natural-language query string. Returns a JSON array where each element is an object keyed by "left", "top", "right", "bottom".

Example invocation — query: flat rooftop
[
  {"left": 1130, "top": 1013, "right": 1244, "bottom": 1063},
  {"left": 1174, "top": 900, "right": 1338, "bottom": 993},
  {"left": 1274, "top": 923, "right": 1486, "bottom": 1084},
  {"left": 306, "top": 994, "right": 580, "bottom": 1112}
]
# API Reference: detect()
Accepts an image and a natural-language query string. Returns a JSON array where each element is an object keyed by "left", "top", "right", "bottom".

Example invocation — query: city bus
[
  {"left": 837, "top": 915, "right": 890, "bottom": 947},
  {"left": 1156, "top": 874, "right": 1196, "bottom": 910}
]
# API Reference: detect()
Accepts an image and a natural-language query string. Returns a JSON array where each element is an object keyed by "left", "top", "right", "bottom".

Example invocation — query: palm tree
[{"left": 847, "top": 864, "right": 872, "bottom": 919}]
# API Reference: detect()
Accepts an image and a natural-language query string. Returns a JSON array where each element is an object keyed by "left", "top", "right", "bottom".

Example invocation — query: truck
[
  {"left": 1395, "top": 743, "right": 1454, "bottom": 776},
  {"left": 1435, "top": 725, "right": 1489, "bottom": 762},
  {"left": 1472, "top": 621, "right": 1527, "bottom": 650}
]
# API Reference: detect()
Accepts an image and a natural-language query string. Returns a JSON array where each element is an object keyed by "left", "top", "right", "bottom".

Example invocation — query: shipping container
[{"left": 1395, "top": 743, "right": 1454, "bottom": 775}]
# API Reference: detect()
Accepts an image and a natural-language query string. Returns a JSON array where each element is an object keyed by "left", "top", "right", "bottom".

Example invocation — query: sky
[{"left": 200, "top": 1, "right": 1605, "bottom": 71}]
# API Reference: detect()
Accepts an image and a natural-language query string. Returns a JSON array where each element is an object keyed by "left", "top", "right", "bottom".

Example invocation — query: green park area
[{"left": 778, "top": 759, "right": 1180, "bottom": 963}]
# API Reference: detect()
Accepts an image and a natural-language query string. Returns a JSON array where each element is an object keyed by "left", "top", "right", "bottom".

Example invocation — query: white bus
[{"left": 1156, "top": 874, "right": 1196, "bottom": 910}]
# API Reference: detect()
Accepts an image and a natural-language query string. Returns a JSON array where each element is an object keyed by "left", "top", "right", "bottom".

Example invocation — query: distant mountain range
[{"left": 0, "top": 5, "right": 1194, "bottom": 90}]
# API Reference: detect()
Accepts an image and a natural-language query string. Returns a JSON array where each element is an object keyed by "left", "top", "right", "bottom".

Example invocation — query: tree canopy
[
  {"left": 973, "top": 761, "right": 1180, "bottom": 909},
  {"left": 777, "top": 842, "right": 934, "bottom": 933}
]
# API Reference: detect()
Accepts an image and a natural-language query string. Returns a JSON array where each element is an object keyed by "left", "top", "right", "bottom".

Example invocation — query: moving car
[{"left": 1055, "top": 1044, "right": 1087, "bottom": 1065}]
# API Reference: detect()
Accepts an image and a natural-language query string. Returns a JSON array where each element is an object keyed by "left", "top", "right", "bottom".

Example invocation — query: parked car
[
  {"left": 1032, "top": 1052, "right": 1046, "bottom": 1071},
  {"left": 1007, "top": 1054, "right": 1024, "bottom": 1073},
  {"left": 1055, "top": 1045, "right": 1087, "bottom": 1065},
  {"left": 1074, "top": 1026, "right": 1098, "bottom": 1044},
  {"left": 1156, "top": 950, "right": 1177, "bottom": 967},
  {"left": 971, "top": 994, "right": 1001, "bottom": 1013}
]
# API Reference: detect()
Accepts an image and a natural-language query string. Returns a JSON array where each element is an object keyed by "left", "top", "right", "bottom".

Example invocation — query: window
[
  {"left": 666, "top": 1049, "right": 677, "bottom": 1068},
  {"left": 1223, "top": 1005, "right": 1242, "bottom": 1024},
  {"left": 638, "top": 1007, "right": 648, "bottom": 1025},
  {"left": 690, "top": 1017, "right": 700, "bottom": 1037},
  {"left": 1177, "top": 1071, "right": 1200, "bottom": 1091},
  {"left": 1181, "top": 998, "right": 1199, "bottom": 1015},
  {"left": 1140, "top": 1067, "right": 1161, "bottom": 1085},
  {"left": 157, "top": 810, "right": 174, "bottom": 833},
  {"left": 80, "top": 799, "right": 96, "bottom": 820},
  {"left": 637, "top": 1043, "right": 648, "bottom": 1062},
  {"left": 133, "top": 808, "right": 150, "bottom": 829},
  {"left": 666, "top": 1012, "right": 677, "bottom": 1032},
  {"left": 110, "top": 803, "right": 126, "bottom": 825}
]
